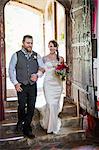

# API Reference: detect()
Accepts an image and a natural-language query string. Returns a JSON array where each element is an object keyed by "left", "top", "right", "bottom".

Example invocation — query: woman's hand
[{"left": 59, "top": 56, "right": 64, "bottom": 64}]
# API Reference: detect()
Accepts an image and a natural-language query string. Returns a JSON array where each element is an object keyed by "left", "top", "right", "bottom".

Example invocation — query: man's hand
[
  {"left": 15, "top": 83, "right": 23, "bottom": 92},
  {"left": 30, "top": 74, "right": 38, "bottom": 82}
]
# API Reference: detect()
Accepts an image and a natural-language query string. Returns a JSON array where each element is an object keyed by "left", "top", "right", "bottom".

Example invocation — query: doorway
[{"left": 5, "top": 1, "right": 44, "bottom": 99}]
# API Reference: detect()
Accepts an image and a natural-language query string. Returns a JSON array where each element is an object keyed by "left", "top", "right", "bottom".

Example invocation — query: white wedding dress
[{"left": 40, "top": 57, "right": 63, "bottom": 134}]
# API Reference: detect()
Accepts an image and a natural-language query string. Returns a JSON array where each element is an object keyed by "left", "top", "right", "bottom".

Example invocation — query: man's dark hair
[{"left": 23, "top": 35, "right": 33, "bottom": 42}]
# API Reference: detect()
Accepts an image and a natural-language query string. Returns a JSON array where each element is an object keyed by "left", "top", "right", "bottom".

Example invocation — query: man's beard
[{"left": 25, "top": 47, "right": 32, "bottom": 52}]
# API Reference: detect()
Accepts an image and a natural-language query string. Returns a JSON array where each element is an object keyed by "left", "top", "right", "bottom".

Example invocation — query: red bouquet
[{"left": 55, "top": 63, "right": 69, "bottom": 81}]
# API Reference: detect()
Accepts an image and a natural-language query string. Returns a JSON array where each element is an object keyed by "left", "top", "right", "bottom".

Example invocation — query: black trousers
[{"left": 17, "top": 83, "right": 37, "bottom": 130}]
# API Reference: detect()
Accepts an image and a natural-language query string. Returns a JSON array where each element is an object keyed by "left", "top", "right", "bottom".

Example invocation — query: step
[
  {"left": 64, "top": 97, "right": 74, "bottom": 103},
  {"left": 60, "top": 104, "right": 77, "bottom": 117},
  {"left": 4, "top": 107, "right": 40, "bottom": 120},
  {"left": 5, "top": 97, "right": 18, "bottom": 108},
  {"left": 61, "top": 116, "right": 83, "bottom": 129},
  {"left": 0, "top": 115, "right": 83, "bottom": 135},
  {"left": 5, "top": 108, "right": 18, "bottom": 120},
  {"left": 0, "top": 122, "right": 17, "bottom": 134},
  {"left": 35, "top": 128, "right": 86, "bottom": 144},
  {"left": 31, "top": 127, "right": 86, "bottom": 145},
  {"left": 7, "top": 89, "right": 17, "bottom": 98},
  {"left": 4, "top": 101, "right": 77, "bottom": 121},
  {"left": 6, "top": 97, "right": 18, "bottom": 101},
  {"left": 7, "top": 88, "right": 43, "bottom": 98},
  {"left": 0, "top": 127, "right": 86, "bottom": 149},
  {"left": 0, "top": 136, "right": 29, "bottom": 150},
  {"left": 0, "top": 130, "right": 24, "bottom": 139},
  {"left": 0, "top": 108, "right": 40, "bottom": 132}
]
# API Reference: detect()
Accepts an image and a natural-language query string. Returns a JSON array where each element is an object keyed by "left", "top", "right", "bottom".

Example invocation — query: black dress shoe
[{"left": 23, "top": 131, "right": 35, "bottom": 139}]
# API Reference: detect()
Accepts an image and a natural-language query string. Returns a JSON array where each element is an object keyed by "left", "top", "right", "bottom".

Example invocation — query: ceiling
[
  {"left": 10, "top": 0, "right": 48, "bottom": 13},
  {"left": 9, "top": 0, "right": 70, "bottom": 13}
]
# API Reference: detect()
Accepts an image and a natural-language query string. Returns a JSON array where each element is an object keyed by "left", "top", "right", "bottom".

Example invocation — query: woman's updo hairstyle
[{"left": 48, "top": 40, "right": 59, "bottom": 61}]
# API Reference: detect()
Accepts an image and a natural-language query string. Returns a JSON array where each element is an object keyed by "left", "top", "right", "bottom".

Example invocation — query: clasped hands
[
  {"left": 30, "top": 73, "right": 38, "bottom": 82},
  {"left": 15, "top": 68, "right": 45, "bottom": 92}
]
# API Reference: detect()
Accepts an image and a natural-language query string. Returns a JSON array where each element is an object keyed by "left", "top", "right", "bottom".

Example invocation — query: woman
[{"left": 41, "top": 40, "right": 64, "bottom": 134}]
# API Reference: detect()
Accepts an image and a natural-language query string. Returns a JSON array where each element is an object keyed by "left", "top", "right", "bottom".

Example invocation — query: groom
[{"left": 9, "top": 35, "right": 44, "bottom": 138}]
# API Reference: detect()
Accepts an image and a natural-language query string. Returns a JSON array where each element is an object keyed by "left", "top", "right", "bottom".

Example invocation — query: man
[{"left": 9, "top": 35, "right": 44, "bottom": 138}]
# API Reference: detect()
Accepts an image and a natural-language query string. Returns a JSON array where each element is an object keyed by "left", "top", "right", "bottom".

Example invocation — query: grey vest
[{"left": 16, "top": 50, "right": 39, "bottom": 85}]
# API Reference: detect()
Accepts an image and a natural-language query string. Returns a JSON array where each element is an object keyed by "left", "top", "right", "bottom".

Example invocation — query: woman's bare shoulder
[{"left": 43, "top": 55, "right": 49, "bottom": 62}]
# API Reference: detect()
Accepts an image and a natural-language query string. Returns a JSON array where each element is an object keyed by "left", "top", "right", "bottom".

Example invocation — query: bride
[{"left": 40, "top": 40, "right": 64, "bottom": 134}]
